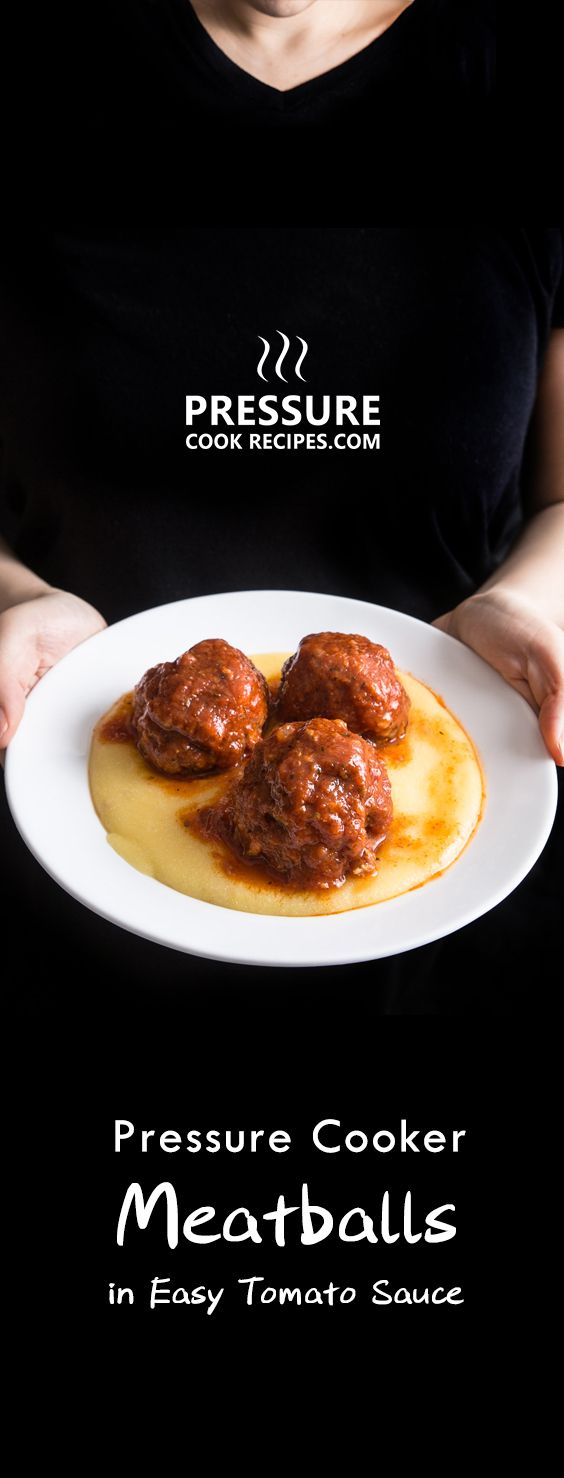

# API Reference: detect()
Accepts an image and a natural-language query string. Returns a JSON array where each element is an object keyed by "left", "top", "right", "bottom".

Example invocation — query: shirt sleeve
[{"left": 552, "top": 231, "right": 564, "bottom": 327}]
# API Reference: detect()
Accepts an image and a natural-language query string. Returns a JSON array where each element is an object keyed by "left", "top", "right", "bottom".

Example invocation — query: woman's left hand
[{"left": 433, "top": 586, "right": 564, "bottom": 766}]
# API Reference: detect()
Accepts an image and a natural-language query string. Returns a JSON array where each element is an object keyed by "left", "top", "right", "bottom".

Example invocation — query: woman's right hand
[{"left": 0, "top": 588, "right": 107, "bottom": 754}]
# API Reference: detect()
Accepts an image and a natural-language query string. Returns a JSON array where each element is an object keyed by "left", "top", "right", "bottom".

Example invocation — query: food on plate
[
  {"left": 276, "top": 631, "right": 410, "bottom": 742},
  {"left": 131, "top": 638, "right": 269, "bottom": 775},
  {"left": 198, "top": 717, "right": 393, "bottom": 889},
  {"left": 90, "top": 649, "right": 484, "bottom": 918}
]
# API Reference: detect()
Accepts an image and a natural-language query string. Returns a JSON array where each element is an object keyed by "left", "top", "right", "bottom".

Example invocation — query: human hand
[
  {"left": 433, "top": 587, "right": 564, "bottom": 765},
  {"left": 0, "top": 588, "right": 107, "bottom": 757}
]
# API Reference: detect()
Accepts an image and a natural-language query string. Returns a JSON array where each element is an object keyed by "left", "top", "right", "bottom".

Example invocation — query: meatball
[
  {"left": 277, "top": 631, "right": 410, "bottom": 742},
  {"left": 132, "top": 638, "right": 269, "bottom": 775},
  {"left": 199, "top": 717, "right": 393, "bottom": 889}
]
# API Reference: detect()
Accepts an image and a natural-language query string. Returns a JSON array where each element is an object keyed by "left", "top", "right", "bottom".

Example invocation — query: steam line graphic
[{"left": 257, "top": 331, "right": 308, "bottom": 382}]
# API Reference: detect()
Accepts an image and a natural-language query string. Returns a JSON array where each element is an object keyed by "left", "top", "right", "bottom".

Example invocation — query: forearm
[
  {"left": 0, "top": 535, "right": 52, "bottom": 614},
  {"left": 472, "top": 504, "right": 564, "bottom": 627}
]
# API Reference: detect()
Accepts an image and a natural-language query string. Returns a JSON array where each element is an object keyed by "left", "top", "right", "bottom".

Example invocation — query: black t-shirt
[
  {"left": 103, "top": 0, "right": 495, "bottom": 127},
  {"left": 2, "top": 224, "right": 563, "bottom": 1020},
  {"left": 1, "top": 226, "right": 562, "bottom": 628},
  {"left": 5, "top": 0, "right": 496, "bottom": 213}
]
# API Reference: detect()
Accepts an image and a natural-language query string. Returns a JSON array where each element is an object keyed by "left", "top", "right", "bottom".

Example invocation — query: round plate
[{"left": 4, "top": 590, "right": 558, "bottom": 967}]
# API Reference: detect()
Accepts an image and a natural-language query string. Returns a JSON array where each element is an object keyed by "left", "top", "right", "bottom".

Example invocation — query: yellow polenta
[{"left": 89, "top": 653, "right": 484, "bottom": 917}]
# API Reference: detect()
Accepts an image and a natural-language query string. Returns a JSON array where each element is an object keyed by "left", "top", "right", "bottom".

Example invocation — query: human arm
[
  {"left": 433, "top": 329, "right": 564, "bottom": 766},
  {"left": 0, "top": 536, "right": 106, "bottom": 751}
]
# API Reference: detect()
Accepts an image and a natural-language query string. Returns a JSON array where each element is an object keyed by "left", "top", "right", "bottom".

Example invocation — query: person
[
  {"left": 0, "top": 225, "right": 562, "bottom": 1018},
  {"left": 184, "top": 0, "right": 494, "bottom": 97},
  {"left": 3, "top": 2, "right": 496, "bottom": 216},
  {"left": 1, "top": 488, "right": 563, "bottom": 764},
  {"left": 1, "top": 226, "right": 562, "bottom": 764}
]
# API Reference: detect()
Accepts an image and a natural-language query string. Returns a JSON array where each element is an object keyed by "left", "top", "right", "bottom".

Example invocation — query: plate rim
[{"left": 4, "top": 588, "right": 558, "bottom": 968}]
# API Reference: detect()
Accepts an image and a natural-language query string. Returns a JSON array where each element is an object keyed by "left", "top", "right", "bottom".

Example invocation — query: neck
[
  {"left": 189, "top": 0, "right": 416, "bottom": 90},
  {"left": 192, "top": 1, "right": 368, "bottom": 51}
]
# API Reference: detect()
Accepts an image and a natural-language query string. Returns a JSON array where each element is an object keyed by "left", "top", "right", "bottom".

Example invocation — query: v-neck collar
[{"left": 177, "top": 0, "right": 423, "bottom": 109}]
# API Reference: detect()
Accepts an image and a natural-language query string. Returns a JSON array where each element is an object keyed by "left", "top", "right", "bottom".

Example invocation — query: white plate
[{"left": 4, "top": 590, "right": 558, "bottom": 968}]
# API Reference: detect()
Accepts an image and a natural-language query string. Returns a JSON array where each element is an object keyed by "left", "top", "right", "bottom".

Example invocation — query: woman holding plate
[{"left": 0, "top": 225, "right": 562, "bottom": 1013}]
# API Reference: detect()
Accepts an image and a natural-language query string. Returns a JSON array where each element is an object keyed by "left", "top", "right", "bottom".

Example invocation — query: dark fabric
[
  {"left": 131, "top": 0, "right": 495, "bottom": 124},
  {"left": 552, "top": 236, "right": 564, "bottom": 324},
  {"left": 3, "top": 1, "right": 496, "bottom": 214},
  {"left": 14, "top": 0, "right": 495, "bottom": 128},
  {"left": 1, "top": 226, "right": 562, "bottom": 629},
  {"left": 1, "top": 223, "right": 562, "bottom": 1018}
]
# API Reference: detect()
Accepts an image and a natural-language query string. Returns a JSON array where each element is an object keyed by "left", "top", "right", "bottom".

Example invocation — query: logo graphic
[
  {"left": 257, "top": 331, "right": 308, "bottom": 383},
  {"left": 185, "top": 331, "right": 380, "bottom": 454}
]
